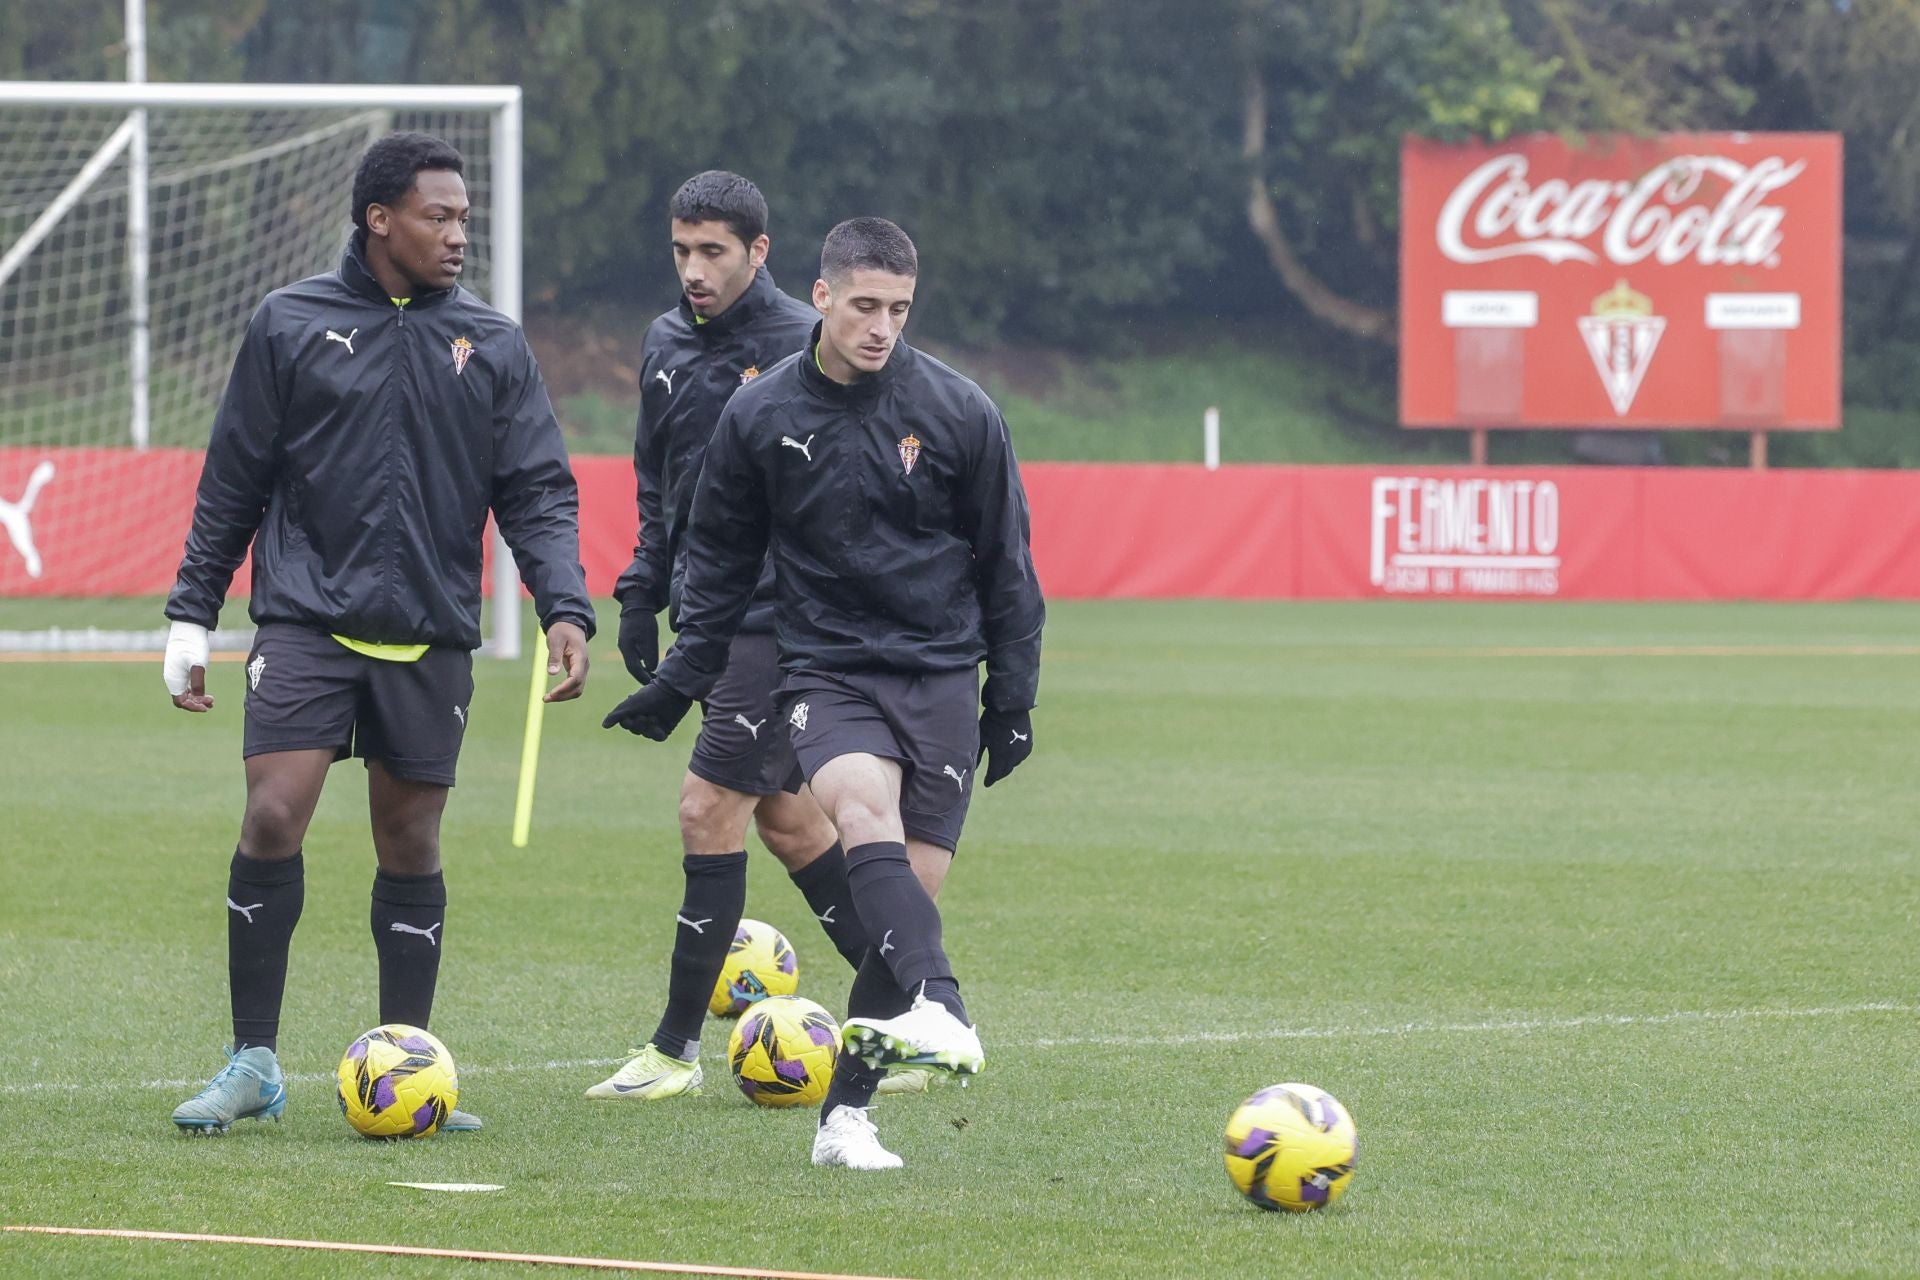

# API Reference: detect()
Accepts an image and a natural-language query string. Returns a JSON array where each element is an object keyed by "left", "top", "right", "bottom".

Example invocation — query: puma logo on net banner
[
  {"left": 733, "top": 713, "right": 765, "bottom": 740},
  {"left": 652, "top": 367, "right": 677, "bottom": 396},
  {"left": 226, "top": 898, "right": 264, "bottom": 924},
  {"left": 676, "top": 914, "right": 712, "bottom": 934},
  {"left": 780, "top": 434, "right": 815, "bottom": 462},
  {"left": 0, "top": 458, "right": 54, "bottom": 579},
  {"left": 324, "top": 327, "right": 357, "bottom": 355},
  {"left": 388, "top": 921, "right": 441, "bottom": 946}
]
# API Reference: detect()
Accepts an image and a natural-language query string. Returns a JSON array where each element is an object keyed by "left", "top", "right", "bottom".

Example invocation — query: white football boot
[
  {"left": 842, "top": 994, "right": 984, "bottom": 1076},
  {"left": 811, "top": 1105, "right": 903, "bottom": 1170}
]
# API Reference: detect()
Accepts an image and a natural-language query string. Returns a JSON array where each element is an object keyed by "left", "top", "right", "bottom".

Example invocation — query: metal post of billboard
[{"left": 1751, "top": 431, "right": 1768, "bottom": 470}]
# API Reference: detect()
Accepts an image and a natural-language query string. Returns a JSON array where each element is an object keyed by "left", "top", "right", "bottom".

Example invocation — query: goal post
[{"left": 0, "top": 81, "right": 525, "bottom": 658}]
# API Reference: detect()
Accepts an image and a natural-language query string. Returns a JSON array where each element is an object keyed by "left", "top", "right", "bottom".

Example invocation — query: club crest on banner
[
  {"left": 1575, "top": 280, "right": 1664, "bottom": 416},
  {"left": 898, "top": 433, "right": 922, "bottom": 475},
  {"left": 450, "top": 336, "right": 474, "bottom": 376}
]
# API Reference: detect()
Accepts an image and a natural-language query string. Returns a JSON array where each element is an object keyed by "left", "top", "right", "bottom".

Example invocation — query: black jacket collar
[
  {"left": 339, "top": 231, "right": 456, "bottom": 309},
  {"left": 678, "top": 266, "right": 785, "bottom": 338},
  {"left": 796, "top": 321, "right": 912, "bottom": 405}
]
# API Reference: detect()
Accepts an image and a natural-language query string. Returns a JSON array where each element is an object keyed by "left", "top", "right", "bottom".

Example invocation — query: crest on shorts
[
  {"left": 898, "top": 433, "right": 922, "bottom": 475},
  {"left": 247, "top": 654, "right": 265, "bottom": 690},
  {"left": 450, "top": 336, "right": 474, "bottom": 376},
  {"left": 740, "top": 365, "right": 760, "bottom": 384}
]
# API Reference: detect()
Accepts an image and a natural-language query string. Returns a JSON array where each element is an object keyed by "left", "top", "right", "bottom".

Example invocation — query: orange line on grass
[
  {"left": 1, "top": 1226, "right": 918, "bottom": 1280},
  {"left": 0, "top": 650, "right": 248, "bottom": 663}
]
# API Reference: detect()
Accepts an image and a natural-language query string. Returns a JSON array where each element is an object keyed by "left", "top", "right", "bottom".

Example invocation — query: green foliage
[
  {"left": 12, "top": 0, "right": 1920, "bottom": 450},
  {"left": 402, "top": 2, "right": 754, "bottom": 294},
  {"left": 652, "top": 0, "right": 1247, "bottom": 344}
]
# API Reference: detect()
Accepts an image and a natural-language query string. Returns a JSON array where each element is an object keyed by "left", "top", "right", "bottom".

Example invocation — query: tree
[{"left": 1236, "top": 0, "right": 1763, "bottom": 344}]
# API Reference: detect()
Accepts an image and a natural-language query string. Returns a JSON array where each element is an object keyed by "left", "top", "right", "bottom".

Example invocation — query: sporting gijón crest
[
  {"left": 898, "top": 433, "right": 922, "bottom": 475},
  {"left": 450, "top": 336, "right": 474, "bottom": 376}
]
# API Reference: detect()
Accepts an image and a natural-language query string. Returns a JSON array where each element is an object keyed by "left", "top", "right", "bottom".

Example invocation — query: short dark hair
[
  {"left": 669, "top": 171, "right": 768, "bottom": 248},
  {"left": 351, "top": 132, "right": 465, "bottom": 232},
  {"left": 820, "top": 217, "right": 918, "bottom": 284}
]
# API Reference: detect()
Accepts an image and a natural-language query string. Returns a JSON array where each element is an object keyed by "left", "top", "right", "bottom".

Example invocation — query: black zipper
[{"left": 382, "top": 301, "right": 406, "bottom": 634}]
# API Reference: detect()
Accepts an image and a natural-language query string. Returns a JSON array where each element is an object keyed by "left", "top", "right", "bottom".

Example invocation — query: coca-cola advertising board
[{"left": 1400, "top": 133, "right": 1841, "bottom": 430}]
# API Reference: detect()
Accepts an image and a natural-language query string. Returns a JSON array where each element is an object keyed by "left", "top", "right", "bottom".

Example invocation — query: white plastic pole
[
  {"left": 1204, "top": 405, "right": 1220, "bottom": 470},
  {"left": 126, "top": 0, "right": 151, "bottom": 450},
  {"left": 488, "top": 91, "right": 525, "bottom": 661}
]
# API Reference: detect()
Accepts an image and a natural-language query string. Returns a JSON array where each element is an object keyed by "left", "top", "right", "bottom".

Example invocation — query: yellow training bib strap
[{"left": 331, "top": 635, "right": 431, "bottom": 663}]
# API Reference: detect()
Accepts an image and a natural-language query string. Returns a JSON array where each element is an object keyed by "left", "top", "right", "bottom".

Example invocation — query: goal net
[{"left": 0, "top": 83, "right": 524, "bottom": 656}]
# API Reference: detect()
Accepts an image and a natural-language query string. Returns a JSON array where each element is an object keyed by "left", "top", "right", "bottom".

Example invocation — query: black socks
[
  {"left": 371, "top": 867, "right": 446, "bottom": 1029},
  {"left": 227, "top": 849, "right": 304, "bottom": 1054},
  {"left": 820, "top": 945, "right": 914, "bottom": 1122},
  {"left": 843, "top": 841, "right": 967, "bottom": 1022},
  {"left": 787, "top": 842, "right": 870, "bottom": 971},
  {"left": 651, "top": 852, "right": 748, "bottom": 1060}
]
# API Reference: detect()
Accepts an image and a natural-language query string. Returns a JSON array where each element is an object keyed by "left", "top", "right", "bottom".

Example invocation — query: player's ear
[
  {"left": 749, "top": 234, "right": 770, "bottom": 269},
  {"left": 365, "top": 203, "right": 389, "bottom": 240},
  {"left": 811, "top": 278, "right": 830, "bottom": 315}
]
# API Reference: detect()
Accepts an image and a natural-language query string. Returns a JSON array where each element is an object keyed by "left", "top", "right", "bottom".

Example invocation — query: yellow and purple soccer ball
[
  {"left": 336, "top": 1024, "right": 459, "bottom": 1138},
  {"left": 1223, "top": 1082, "right": 1358, "bottom": 1212},
  {"left": 708, "top": 918, "right": 799, "bottom": 1016},
  {"left": 726, "top": 994, "right": 839, "bottom": 1107}
]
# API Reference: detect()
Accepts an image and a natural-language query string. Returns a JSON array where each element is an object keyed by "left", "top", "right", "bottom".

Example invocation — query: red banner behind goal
[{"left": 9, "top": 449, "right": 1920, "bottom": 606}]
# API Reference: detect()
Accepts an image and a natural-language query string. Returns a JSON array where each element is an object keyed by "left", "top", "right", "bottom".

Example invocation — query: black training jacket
[
  {"left": 165, "top": 234, "right": 594, "bottom": 648},
  {"left": 655, "top": 328, "right": 1045, "bottom": 712},
  {"left": 612, "top": 268, "right": 815, "bottom": 633}
]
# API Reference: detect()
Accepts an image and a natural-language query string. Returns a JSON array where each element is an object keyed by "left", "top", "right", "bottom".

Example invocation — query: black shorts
[
  {"left": 780, "top": 667, "right": 980, "bottom": 852},
  {"left": 688, "top": 630, "right": 803, "bottom": 797},
  {"left": 241, "top": 624, "right": 474, "bottom": 787}
]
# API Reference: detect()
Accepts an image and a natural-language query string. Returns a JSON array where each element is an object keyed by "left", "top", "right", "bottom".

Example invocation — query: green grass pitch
[{"left": 4, "top": 600, "right": 1920, "bottom": 1277}]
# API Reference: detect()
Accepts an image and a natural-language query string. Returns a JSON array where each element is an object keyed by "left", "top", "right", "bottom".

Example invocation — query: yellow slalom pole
[{"left": 511, "top": 628, "right": 548, "bottom": 848}]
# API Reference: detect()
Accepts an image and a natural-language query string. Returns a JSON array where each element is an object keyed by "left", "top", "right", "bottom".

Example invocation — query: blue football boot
[{"left": 171, "top": 1045, "right": 286, "bottom": 1133}]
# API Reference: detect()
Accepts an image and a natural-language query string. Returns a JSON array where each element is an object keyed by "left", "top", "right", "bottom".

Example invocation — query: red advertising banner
[
  {"left": 12, "top": 450, "right": 1920, "bottom": 608},
  {"left": 1400, "top": 133, "right": 1843, "bottom": 430},
  {"left": 0, "top": 446, "right": 226, "bottom": 598}
]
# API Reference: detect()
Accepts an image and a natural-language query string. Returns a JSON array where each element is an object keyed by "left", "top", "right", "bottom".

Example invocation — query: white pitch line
[
  {"left": 1030, "top": 1000, "right": 1920, "bottom": 1048},
  {"left": 5, "top": 1002, "right": 1914, "bottom": 1097}
]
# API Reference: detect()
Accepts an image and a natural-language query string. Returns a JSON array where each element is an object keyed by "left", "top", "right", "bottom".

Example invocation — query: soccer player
[
  {"left": 604, "top": 217, "right": 1045, "bottom": 1169},
  {"left": 587, "top": 172, "right": 927, "bottom": 1101},
  {"left": 162, "top": 132, "right": 594, "bottom": 1134}
]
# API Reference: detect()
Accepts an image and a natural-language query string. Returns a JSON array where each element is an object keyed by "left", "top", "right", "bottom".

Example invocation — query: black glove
[
  {"left": 977, "top": 706, "right": 1033, "bottom": 787},
  {"left": 602, "top": 679, "right": 694, "bottom": 740},
  {"left": 617, "top": 602, "right": 660, "bottom": 685}
]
